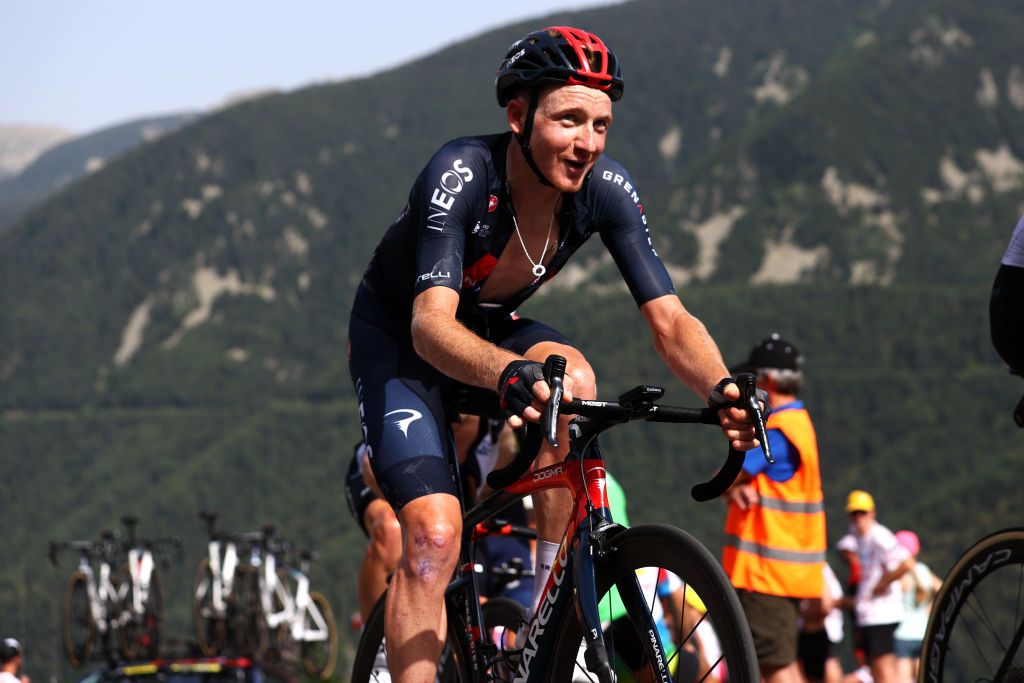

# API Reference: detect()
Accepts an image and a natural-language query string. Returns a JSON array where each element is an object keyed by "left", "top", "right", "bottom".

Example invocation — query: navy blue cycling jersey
[{"left": 354, "top": 132, "right": 674, "bottom": 329}]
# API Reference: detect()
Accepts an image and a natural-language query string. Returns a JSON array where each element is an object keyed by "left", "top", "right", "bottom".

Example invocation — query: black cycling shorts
[
  {"left": 991, "top": 263, "right": 1024, "bottom": 374},
  {"left": 348, "top": 307, "right": 571, "bottom": 512}
]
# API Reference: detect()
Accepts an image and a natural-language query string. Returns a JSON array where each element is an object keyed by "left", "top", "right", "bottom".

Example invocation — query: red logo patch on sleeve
[{"left": 488, "top": 195, "right": 499, "bottom": 213}]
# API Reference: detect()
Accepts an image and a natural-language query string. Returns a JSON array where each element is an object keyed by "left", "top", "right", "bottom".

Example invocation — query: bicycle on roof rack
[
  {"left": 192, "top": 512, "right": 271, "bottom": 659},
  {"left": 254, "top": 527, "right": 338, "bottom": 680},
  {"left": 50, "top": 520, "right": 181, "bottom": 667},
  {"left": 115, "top": 516, "right": 182, "bottom": 661},
  {"left": 351, "top": 355, "right": 764, "bottom": 682}
]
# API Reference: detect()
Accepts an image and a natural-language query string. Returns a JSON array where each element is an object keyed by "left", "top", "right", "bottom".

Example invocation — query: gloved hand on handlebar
[
  {"left": 497, "top": 359, "right": 573, "bottom": 429},
  {"left": 707, "top": 376, "right": 770, "bottom": 454}
]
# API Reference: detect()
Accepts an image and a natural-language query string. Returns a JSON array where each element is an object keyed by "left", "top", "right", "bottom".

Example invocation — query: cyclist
[
  {"left": 347, "top": 25, "right": 759, "bottom": 681},
  {"left": 721, "top": 334, "right": 827, "bottom": 683},
  {"left": 345, "top": 440, "right": 402, "bottom": 625}
]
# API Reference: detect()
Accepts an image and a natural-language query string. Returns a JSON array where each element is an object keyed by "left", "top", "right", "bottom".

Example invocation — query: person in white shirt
[
  {"left": 0, "top": 638, "right": 29, "bottom": 683},
  {"left": 836, "top": 490, "right": 913, "bottom": 683}
]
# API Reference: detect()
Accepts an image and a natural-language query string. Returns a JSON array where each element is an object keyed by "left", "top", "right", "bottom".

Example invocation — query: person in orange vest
[{"left": 722, "top": 333, "right": 827, "bottom": 683}]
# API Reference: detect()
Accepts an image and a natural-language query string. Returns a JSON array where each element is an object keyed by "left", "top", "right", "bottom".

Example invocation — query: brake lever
[
  {"left": 542, "top": 355, "right": 566, "bottom": 448},
  {"left": 736, "top": 373, "right": 773, "bottom": 464}
]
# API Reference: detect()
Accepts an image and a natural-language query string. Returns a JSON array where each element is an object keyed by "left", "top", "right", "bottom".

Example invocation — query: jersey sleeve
[
  {"left": 588, "top": 159, "right": 675, "bottom": 305},
  {"left": 411, "top": 140, "right": 489, "bottom": 297}
]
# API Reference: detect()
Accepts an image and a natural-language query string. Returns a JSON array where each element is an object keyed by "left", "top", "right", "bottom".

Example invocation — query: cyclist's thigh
[
  {"left": 349, "top": 315, "right": 458, "bottom": 511},
  {"left": 490, "top": 316, "right": 595, "bottom": 395}
]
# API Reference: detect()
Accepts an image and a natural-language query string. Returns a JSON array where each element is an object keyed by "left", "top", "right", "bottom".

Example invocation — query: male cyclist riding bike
[{"left": 347, "top": 26, "right": 759, "bottom": 681}]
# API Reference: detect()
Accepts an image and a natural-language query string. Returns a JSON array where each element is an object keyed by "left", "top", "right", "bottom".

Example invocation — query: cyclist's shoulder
[
  {"left": 584, "top": 154, "right": 642, "bottom": 197},
  {"left": 426, "top": 133, "right": 505, "bottom": 172}
]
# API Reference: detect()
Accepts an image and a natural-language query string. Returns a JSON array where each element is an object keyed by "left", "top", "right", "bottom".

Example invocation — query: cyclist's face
[{"left": 513, "top": 85, "right": 613, "bottom": 193}]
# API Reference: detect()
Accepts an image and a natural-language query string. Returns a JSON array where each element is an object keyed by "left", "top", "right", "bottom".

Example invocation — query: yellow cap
[
  {"left": 683, "top": 588, "right": 707, "bottom": 614},
  {"left": 845, "top": 489, "right": 875, "bottom": 513}
]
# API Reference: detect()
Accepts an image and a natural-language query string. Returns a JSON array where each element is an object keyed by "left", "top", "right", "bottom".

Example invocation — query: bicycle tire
[
  {"left": 482, "top": 596, "right": 528, "bottom": 681},
  {"left": 550, "top": 524, "right": 758, "bottom": 683},
  {"left": 62, "top": 571, "right": 95, "bottom": 668},
  {"left": 919, "top": 527, "right": 1024, "bottom": 683},
  {"left": 229, "top": 565, "right": 269, "bottom": 659},
  {"left": 192, "top": 558, "right": 224, "bottom": 657},
  {"left": 351, "top": 590, "right": 472, "bottom": 683},
  {"left": 118, "top": 565, "right": 163, "bottom": 661},
  {"left": 300, "top": 591, "right": 338, "bottom": 680}
]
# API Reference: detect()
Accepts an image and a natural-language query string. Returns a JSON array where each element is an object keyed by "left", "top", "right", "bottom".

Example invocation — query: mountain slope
[{"left": 0, "top": 113, "right": 196, "bottom": 231}]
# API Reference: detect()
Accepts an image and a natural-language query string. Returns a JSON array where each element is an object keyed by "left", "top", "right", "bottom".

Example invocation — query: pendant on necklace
[{"left": 532, "top": 264, "right": 546, "bottom": 278}]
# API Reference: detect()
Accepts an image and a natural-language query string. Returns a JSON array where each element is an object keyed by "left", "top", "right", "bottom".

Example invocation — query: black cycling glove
[
  {"left": 707, "top": 377, "right": 735, "bottom": 409},
  {"left": 708, "top": 376, "right": 770, "bottom": 415},
  {"left": 498, "top": 360, "right": 546, "bottom": 419}
]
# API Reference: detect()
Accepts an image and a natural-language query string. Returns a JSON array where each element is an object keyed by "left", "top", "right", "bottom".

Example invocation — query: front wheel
[
  {"left": 550, "top": 524, "right": 758, "bottom": 683},
  {"left": 62, "top": 571, "right": 96, "bottom": 668},
  {"left": 118, "top": 566, "right": 163, "bottom": 660},
  {"left": 351, "top": 591, "right": 471, "bottom": 682},
  {"left": 918, "top": 528, "right": 1024, "bottom": 683}
]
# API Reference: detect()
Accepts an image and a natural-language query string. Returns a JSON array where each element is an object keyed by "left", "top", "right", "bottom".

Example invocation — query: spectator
[
  {"left": 798, "top": 563, "right": 845, "bottom": 683},
  {"left": 836, "top": 490, "right": 914, "bottom": 683},
  {"left": 893, "top": 530, "right": 941, "bottom": 683},
  {"left": 722, "top": 334, "right": 827, "bottom": 682},
  {"left": 0, "top": 639, "right": 28, "bottom": 683}
]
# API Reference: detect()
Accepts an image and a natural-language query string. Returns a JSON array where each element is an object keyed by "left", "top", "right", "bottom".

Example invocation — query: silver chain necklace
[{"left": 507, "top": 180, "right": 561, "bottom": 278}]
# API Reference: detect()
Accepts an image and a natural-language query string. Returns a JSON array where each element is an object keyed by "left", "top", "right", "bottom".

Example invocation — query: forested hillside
[{"left": 2, "top": 1, "right": 1023, "bottom": 680}]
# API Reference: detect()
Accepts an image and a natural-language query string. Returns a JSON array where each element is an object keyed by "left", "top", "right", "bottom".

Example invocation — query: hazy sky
[{"left": 3, "top": 0, "right": 622, "bottom": 133}]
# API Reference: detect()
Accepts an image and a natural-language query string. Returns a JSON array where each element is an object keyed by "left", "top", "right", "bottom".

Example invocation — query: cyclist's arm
[
  {"left": 641, "top": 295, "right": 758, "bottom": 450},
  {"left": 411, "top": 287, "right": 521, "bottom": 391}
]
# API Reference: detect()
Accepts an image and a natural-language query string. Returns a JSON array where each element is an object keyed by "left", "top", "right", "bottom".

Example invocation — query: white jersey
[
  {"left": 1002, "top": 214, "right": 1024, "bottom": 268},
  {"left": 838, "top": 523, "right": 910, "bottom": 627}
]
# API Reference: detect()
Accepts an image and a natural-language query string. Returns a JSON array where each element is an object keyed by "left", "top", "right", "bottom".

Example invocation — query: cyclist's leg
[
  {"left": 349, "top": 314, "right": 463, "bottom": 680},
  {"left": 490, "top": 317, "right": 596, "bottom": 602},
  {"left": 358, "top": 499, "right": 401, "bottom": 623},
  {"left": 346, "top": 447, "right": 403, "bottom": 623}
]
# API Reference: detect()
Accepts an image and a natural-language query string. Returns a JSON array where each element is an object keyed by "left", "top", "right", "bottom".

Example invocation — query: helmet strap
[{"left": 514, "top": 90, "right": 555, "bottom": 188}]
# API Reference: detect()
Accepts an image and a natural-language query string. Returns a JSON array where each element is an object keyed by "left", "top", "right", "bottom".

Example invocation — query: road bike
[
  {"left": 351, "top": 356, "right": 764, "bottom": 682},
  {"left": 50, "top": 533, "right": 126, "bottom": 667},
  {"left": 192, "top": 512, "right": 270, "bottom": 658},
  {"left": 918, "top": 527, "right": 1024, "bottom": 683},
  {"left": 256, "top": 536, "right": 338, "bottom": 680},
  {"left": 116, "top": 516, "right": 181, "bottom": 661}
]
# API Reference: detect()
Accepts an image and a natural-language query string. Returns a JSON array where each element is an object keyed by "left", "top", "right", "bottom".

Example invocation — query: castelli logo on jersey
[{"left": 488, "top": 194, "right": 498, "bottom": 212}]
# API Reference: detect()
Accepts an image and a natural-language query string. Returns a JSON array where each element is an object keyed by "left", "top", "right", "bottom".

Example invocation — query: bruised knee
[{"left": 401, "top": 519, "right": 459, "bottom": 583}]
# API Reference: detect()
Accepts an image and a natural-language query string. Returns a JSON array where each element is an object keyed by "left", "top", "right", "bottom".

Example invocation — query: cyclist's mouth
[{"left": 564, "top": 158, "right": 589, "bottom": 177}]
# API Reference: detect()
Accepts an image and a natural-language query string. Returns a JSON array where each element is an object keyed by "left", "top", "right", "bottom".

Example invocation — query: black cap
[
  {"left": 730, "top": 333, "right": 802, "bottom": 374},
  {"left": 1, "top": 638, "right": 22, "bottom": 663}
]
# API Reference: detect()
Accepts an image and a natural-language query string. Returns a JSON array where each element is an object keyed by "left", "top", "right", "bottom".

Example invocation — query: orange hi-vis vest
[{"left": 722, "top": 405, "right": 826, "bottom": 599}]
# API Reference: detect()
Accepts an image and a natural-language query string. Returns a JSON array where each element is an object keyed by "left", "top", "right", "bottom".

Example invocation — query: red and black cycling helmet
[
  {"left": 495, "top": 26, "right": 624, "bottom": 107},
  {"left": 496, "top": 27, "right": 623, "bottom": 187}
]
